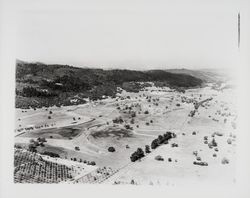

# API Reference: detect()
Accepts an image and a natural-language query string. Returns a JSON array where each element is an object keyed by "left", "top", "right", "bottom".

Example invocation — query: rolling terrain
[
  {"left": 16, "top": 60, "right": 203, "bottom": 109},
  {"left": 14, "top": 61, "right": 237, "bottom": 185}
]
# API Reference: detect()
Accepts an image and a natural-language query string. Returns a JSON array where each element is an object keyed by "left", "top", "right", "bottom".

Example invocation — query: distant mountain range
[{"left": 166, "top": 68, "right": 228, "bottom": 83}]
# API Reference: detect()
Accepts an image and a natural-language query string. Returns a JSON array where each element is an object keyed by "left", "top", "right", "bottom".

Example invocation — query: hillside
[
  {"left": 15, "top": 61, "right": 203, "bottom": 109},
  {"left": 166, "top": 68, "right": 228, "bottom": 83}
]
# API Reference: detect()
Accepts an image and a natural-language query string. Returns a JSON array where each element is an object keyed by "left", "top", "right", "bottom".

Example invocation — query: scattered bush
[
  {"left": 75, "top": 146, "right": 80, "bottom": 151},
  {"left": 108, "top": 146, "right": 116, "bottom": 152},
  {"left": 221, "top": 157, "right": 229, "bottom": 164},
  {"left": 89, "top": 161, "right": 96, "bottom": 166},
  {"left": 113, "top": 117, "right": 124, "bottom": 124},
  {"left": 155, "top": 155, "right": 164, "bottom": 161}
]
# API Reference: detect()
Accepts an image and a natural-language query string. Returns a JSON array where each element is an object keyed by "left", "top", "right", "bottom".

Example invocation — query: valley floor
[{"left": 14, "top": 82, "right": 237, "bottom": 185}]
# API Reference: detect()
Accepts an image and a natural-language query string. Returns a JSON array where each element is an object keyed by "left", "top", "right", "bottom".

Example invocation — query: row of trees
[
  {"left": 130, "top": 132, "right": 176, "bottom": 162},
  {"left": 151, "top": 132, "right": 176, "bottom": 149}
]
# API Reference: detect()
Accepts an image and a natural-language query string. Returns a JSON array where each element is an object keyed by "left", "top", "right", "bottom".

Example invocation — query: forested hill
[{"left": 16, "top": 61, "right": 203, "bottom": 108}]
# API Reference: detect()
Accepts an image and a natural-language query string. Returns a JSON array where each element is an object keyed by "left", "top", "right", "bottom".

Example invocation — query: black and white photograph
[{"left": 0, "top": 0, "right": 250, "bottom": 198}]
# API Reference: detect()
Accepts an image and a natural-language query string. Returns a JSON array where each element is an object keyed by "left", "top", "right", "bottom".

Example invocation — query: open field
[{"left": 14, "top": 80, "right": 237, "bottom": 184}]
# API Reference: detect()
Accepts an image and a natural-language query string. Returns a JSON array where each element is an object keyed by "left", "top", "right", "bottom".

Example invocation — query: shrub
[
  {"left": 221, "top": 157, "right": 229, "bottom": 164},
  {"left": 131, "top": 112, "right": 136, "bottom": 117},
  {"left": 124, "top": 124, "right": 133, "bottom": 130},
  {"left": 75, "top": 146, "right": 80, "bottom": 151},
  {"left": 108, "top": 146, "right": 116, "bottom": 152},
  {"left": 113, "top": 117, "right": 124, "bottom": 124},
  {"left": 155, "top": 155, "right": 164, "bottom": 161}
]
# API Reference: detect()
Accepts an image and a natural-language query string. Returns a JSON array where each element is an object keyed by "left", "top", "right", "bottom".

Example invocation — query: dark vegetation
[
  {"left": 21, "top": 126, "right": 81, "bottom": 140},
  {"left": 130, "top": 148, "right": 145, "bottom": 162},
  {"left": 91, "top": 128, "right": 133, "bottom": 138},
  {"left": 14, "top": 149, "right": 73, "bottom": 183},
  {"left": 130, "top": 131, "right": 176, "bottom": 162},
  {"left": 108, "top": 146, "right": 116, "bottom": 152},
  {"left": 42, "top": 151, "right": 60, "bottom": 158},
  {"left": 16, "top": 60, "right": 203, "bottom": 109},
  {"left": 28, "top": 138, "right": 47, "bottom": 153},
  {"left": 151, "top": 132, "right": 176, "bottom": 150}
]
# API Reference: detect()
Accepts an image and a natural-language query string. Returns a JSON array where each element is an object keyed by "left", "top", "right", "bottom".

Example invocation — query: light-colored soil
[{"left": 15, "top": 82, "right": 237, "bottom": 184}]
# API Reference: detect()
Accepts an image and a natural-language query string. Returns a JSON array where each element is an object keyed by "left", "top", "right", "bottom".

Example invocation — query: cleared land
[{"left": 15, "top": 80, "right": 237, "bottom": 184}]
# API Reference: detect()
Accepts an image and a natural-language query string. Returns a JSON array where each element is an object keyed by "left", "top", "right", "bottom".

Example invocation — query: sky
[{"left": 15, "top": 0, "right": 240, "bottom": 70}]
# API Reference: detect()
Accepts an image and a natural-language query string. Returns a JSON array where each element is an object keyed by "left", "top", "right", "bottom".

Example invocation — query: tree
[
  {"left": 157, "top": 135, "right": 164, "bottom": 144},
  {"left": 130, "top": 152, "right": 138, "bottom": 162},
  {"left": 125, "top": 124, "right": 133, "bottom": 130},
  {"left": 131, "top": 112, "right": 136, "bottom": 117},
  {"left": 28, "top": 143, "right": 37, "bottom": 152},
  {"left": 29, "top": 139, "right": 39, "bottom": 146},
  {"left": 151, "top": 139, "right": 159, "bottom": 149},
  {"left": 108, "top": 146, "right": 115, "bottom": 152},
  {"left": 136, "top": 148, "right": 144, "bottom": 158},
  {"left": 130, "top": 147, "right": 145, "bottom": 162},
  {"left": 163, "top": 132, "right": 172, "bottom": 141},
  {"left": 113, "top": 117, "right": 124, "bottom": 124},
  {"left": 211, "top": 138, "right": 217, "bottom": 147},
  {"left": 90, "top": 161, "right": 96, "bottom": 166},
  {"left": 37, "top": 137, "right": 47, "bottom": 143},
  {"left": 75, "top": 146, "right": 80, "bottom": 151},
  {"left": 145, "top": 145, "right": 150, "bottom": 153},
  {"left": 40, "top": 142, "right": 45, "bottom": 147}
]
